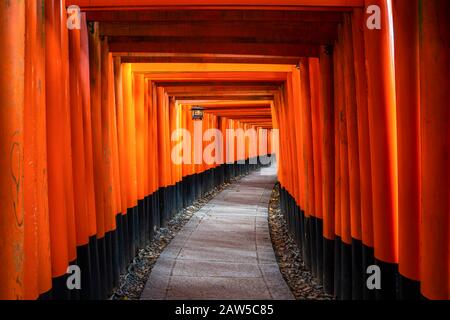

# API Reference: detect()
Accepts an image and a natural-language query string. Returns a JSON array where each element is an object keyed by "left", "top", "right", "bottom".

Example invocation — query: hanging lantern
[{"left": 191, "top": 106, "right": 204, "bottom": 120}]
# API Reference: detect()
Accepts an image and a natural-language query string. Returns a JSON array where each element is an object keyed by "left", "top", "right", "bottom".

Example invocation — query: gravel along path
[{"left": 267, "top": 183, "right": 334, "bottom": 300}]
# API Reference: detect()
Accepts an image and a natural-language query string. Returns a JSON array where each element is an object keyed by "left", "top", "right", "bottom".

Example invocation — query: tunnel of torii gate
[{"left": 0, "top": 0, "right": 448, "bottom": 301}]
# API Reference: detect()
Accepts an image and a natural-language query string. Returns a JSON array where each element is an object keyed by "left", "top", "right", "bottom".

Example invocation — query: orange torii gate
[{"left": 0, "top": 0, "right": 448, "bottom": 301}]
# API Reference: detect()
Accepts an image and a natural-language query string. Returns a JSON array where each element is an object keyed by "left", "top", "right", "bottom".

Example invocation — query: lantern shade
[{"left": 191, "top": 106, "right": 204, "bottom": 120}]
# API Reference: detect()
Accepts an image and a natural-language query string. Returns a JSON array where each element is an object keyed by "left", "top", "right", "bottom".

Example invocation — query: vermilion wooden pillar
[
  {"left": 391, "top": 0, "right": 421, "bottom": 300},
  {"left": 60, "top": 0, "right": 77, "bottom": 267},
  {"left": 122, "top": 63, "right": 138, "bottom": 212},
  {"left": 156, "top": 87, "right": 170, "bottom": 225},
  {"left": 335, "top": 29, "right": 351, "bottom": 300},
  {"left": 69, "top": 19, "right": 95, "bottom": 300},
  {"left": 319, "top": 45, "right": 335, "bottom": 295},
  {"left": 101, "top": 38, "right": 114, "bottom": 295},
  {"left": 89, "top": 26, "right": 105, "bottom": 237},
  {"left": 343, "top": 13, "right": 362, "bottom": 300},
  {"left": 114, "top": 57, "right": 128, "bottom": 215},
  {"left": 0, "top": 0, "right": 25, "bottom": 300},
  {"left": 175, "top": 100, "right": 182, "bottom": 184},
  {"left": 24, "top": 0, "right": 40, "bottom": 299},
  {"left": 418, "top": 0, "right": 450, "bottom": 300},
  {"left": 133, "top": 73, "right": 146, "bottom": 246},
  {"left": 24, "top": 0, "right": 52, "bottom": 300},
  {"left": 100, "top": 38, "right": 115, "bottom": 236},
  {"left": 109, "top": 56, "right": 122, "bottom": 219},
  {"left": 149, "top": 82, "right": 159, "bottom": 201},
  {"left": 287, "top": 74, "right": 303, "bottom": 251},
  {"left": 170, "top": 100, "right": 181, "bottom": 185},
  {"left": 134, "top": 74, "right": 145, "bottom": 203},
  {"left": 273, "top": 96, "right": 282, "bottom": 184},
  {"left": 157, "top": 87, "right": 168, "bottom": 190},
  {"left": 143, "top": 78, "right": 149, "bottom": 203},
  {"left": 363, "top": 0, "right": 399, "bottom": 299},
  {"left": 300, "top": 60, "right": 315, "bottom": 219},
  {"left": 168, "top": 97, "right": 178, "bottom": 213},
  {"left": 332, "top": 38, "right": 342, "bottom": 299},
  {"left": 148, "top": 82, "right": 157, "bottom": 229},
  {"left": 286, "top": 73, "right": 301, "bottom": 210},
  {"left": 114, "top": 57, "right": 131, "bottom": 274},
  {"left": 80, "top": 14, "right": 98, "bottom": 240},
  {"left": 309, "top": 58, "right": 324, "bottom": 283},
  {"left": 69, "top": 23, "right": 90, "bottom": 249},
  {"left": 89, "top": 22, "right": 108, "bottom": 298},
  {"left": 124, "top": 63, "right": 139, "bottom": 266},
  {"left": 80, "top": 14, "right": 101, "bottom": 299},
  {"left": 351, "top": 7, "right": 375, "bottom": 300},
  {"left": 45, "top": 0, "right": 70, "bottom": 298},
  {"left": 107, "top": 52, "right": 121, "bottom": 290},
  {"left": 300, "top": 57, "right": 315, "bottom": 271},
  {"left": 281, "top": 79, "right": 293, "bottom": 208}
]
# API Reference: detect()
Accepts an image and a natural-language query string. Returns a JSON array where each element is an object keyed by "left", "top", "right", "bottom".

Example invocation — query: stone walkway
[{"left": 141, "top": 165, "right": 294, "bottom": 300}]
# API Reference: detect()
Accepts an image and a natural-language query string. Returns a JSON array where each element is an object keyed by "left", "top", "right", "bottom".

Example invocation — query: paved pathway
[{"left": 141, "top": 165, "right": 294, "bottom": 300}]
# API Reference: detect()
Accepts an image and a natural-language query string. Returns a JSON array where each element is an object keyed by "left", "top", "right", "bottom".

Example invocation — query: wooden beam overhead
[
  {"left": 156, "top": 81, "right": 283, "bottom": 87},
  {"left": 86, "top": 9, "right": 344, "bottom": 22},
  {"left": 109, "top": 39, "right": 320, "bottom": 56},
  {"left": 118, "top": 54, "right": 302, "bottom": 64},
  {"left": 202, "top": 107, "right": 271, "bottom": 112},
  {"left": 197, "top": 105, "right": 271, "bottom": 109},
  {"left": 230, "top": 119, "right": 273, "bottom": 122},
  {"left": 164, "top": 87, "right": 280, "bottom": 95},
  {"left": 143, "top": 72, "right": 289, "bottom": 81},
  {"left": 133, "top": 63, "right": 294, "bottom": 73},
  {"left": 175, "top": 95, "right": 274, "bottom": 101},
  {"left": 182, "top": 100, "right": 272, "bottom": 106},
  {"left": 172, "top": 91, "right": 278, "bottom": 98},
  {"left": 68, "top": 0, "right": 364, "bottom": 10},
  {"left": 99, "top": 21, "right": 338, "bottom": 44}
]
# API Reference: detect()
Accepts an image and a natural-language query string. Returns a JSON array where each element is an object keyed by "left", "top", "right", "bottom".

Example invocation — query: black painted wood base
[
  {"left": 398, "top": 274, "right": 421, "bottom": 300},
  {"left": 323, "top": 237, "right": 334, "bottom": 295},
  {"left": 279, "top": 186, "right": 420, "bottom": 301}
]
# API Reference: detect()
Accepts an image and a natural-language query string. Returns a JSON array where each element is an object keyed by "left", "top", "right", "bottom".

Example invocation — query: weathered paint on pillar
[
  {"left": 418, "top": 0, "right": 450, "bottom": 300},
  {"left": 0, "top": 0, "right": 26, "bottom": 300}
]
